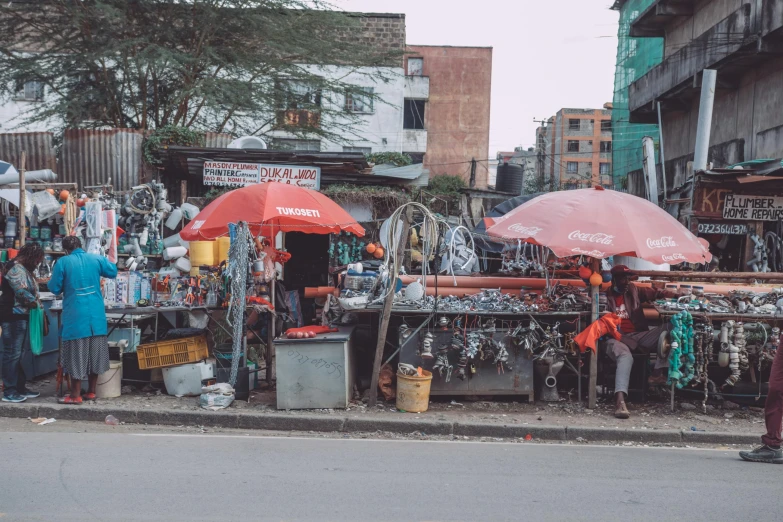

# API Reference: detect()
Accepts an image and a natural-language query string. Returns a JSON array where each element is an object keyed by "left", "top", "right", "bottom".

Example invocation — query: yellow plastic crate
[{"left": 136, "top": 336, "right": 209, "bottom": 370}]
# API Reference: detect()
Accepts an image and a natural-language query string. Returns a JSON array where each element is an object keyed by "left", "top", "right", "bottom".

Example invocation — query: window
[
  {"left": 15, "top": 81, "right": 44, "bottom": 101},
  {"left": 345, "top": 87, "right": 374, "bottom": 113},
  {"left": 601, "top": 120, "right": 612, "bottom": 132},
  {"left": 569, "top": 119, "right": 580, "bottom": 131},
  {"left": 566, "top": 162, "right": 578, "bottom": 174},
  {"left": 407, "top": 57, "right": 423, "bottom": 76},
  {"left": 567, "top": 140, "right": 579, "bottom": 152},
  {"left": 599, "top": 162, "right": 610, "bottom": 175},
  {"left": 343, "top": 146, "right": 371, "bottom": 154},
  {"left": 600, "top": 141, "right": 612, "bottom": 153},
  {"left": 276, "top": 80, "right": 322, "bottom": 111},
  {"left": 270, "top": 139, "right": 321, "bottom": 151},
  {"left": 404, "top": 99, "right": 426, "bottom": 129}
]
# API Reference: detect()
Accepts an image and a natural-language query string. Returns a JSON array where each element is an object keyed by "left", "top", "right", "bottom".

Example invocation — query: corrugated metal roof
[
  {"left": 0, "top": 132, "right": 56, "bottom": 172},
  {"left": 60, "top": 129, "right": 144, "bottom": 191}
]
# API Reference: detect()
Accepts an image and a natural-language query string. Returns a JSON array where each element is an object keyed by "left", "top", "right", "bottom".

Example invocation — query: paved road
[{"left": 0, "top": 424, "right": 776, "bottom": 521}]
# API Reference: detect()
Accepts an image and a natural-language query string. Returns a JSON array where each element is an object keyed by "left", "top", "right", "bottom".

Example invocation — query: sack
[{"left": 29, "top": 305, "right": 44, "bottom": 356}]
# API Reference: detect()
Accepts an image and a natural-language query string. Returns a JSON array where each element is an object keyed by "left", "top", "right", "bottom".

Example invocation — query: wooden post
[
  {"left": 368, "top": 215, "right": 410, "bottom": 408},
  {"left": 266, "top": 276, "right": 275, "bottom": 385},
  {"left": 18, "top": 151, "right": 26, "bottom": 246},
  {"left": 589, "top": 257, "right": 600, "bottom": 409}
]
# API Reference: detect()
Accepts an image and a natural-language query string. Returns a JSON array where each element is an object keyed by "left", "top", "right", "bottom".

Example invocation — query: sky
[{"left": 336, "top": 0, "right": 620, "bottom": 155}]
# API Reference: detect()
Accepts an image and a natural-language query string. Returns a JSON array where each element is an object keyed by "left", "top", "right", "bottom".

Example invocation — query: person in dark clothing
[
  {"left": 0, "top": 243, "right": 44, "bottom": 403},
  {"left": 740, "top": 345, "right": 783, "bottom": 464},
  {"left": 604, "top": 265, "right": 672, "bottom": 419}
]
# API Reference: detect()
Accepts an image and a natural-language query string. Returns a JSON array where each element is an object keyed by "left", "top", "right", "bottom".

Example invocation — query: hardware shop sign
[
  {"left": 722, "top": 194, "right": 783, "bottom": 221},
  {"left": 203, "top": 162, "right": 321, "bottom": 189}
]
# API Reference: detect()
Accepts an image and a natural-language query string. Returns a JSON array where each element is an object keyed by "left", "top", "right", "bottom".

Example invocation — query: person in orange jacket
[{"left": 604, "top": 265, "right": 674, "bottom": 420}]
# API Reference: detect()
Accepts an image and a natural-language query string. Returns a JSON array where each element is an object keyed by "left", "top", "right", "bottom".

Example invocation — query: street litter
[
  {"left": 200, "top": 383, "right": 235, "bottom": 410},
  {"left": 30, "top": 417, "right": 56, "bottom": 425}
]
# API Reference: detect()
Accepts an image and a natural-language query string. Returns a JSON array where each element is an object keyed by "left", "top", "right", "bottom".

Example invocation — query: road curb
[
  {"left": 0, "top": 403, "right": 759, "bottom": 445},
  {"left": 567, "top": 426, "right": 683, "bottom": 443}
]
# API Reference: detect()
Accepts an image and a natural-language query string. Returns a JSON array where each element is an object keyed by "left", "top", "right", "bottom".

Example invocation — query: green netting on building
[{"left": 612, "top": 0, "right": 664, "bottom": 187}]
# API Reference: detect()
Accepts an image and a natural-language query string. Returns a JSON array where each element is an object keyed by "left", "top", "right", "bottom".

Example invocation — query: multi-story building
[
  {"left": 623, "top": 0, "right": 783, "bottom": 183},
  {"left": 0, "top": 13, "right": 494, "bottom": 188},
  {"left": 610, "top": 0, "right": 663, "bottom": 189},
  {"left": 537, "top": 106, "right": 614, "bottom": 190},
  {"left": 405, "top": 46, "right": 493, "bottom": 187}
]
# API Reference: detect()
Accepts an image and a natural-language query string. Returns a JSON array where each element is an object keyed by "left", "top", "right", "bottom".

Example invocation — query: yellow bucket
[
  {"left": 216, "top": 236, "right": 231, "bottom": 264},
  {"left": 396, "top": 370, "right": 433, "bottom": 413},
  {"left": 190, "top": 240, "right": 216, "bottom": 267}
]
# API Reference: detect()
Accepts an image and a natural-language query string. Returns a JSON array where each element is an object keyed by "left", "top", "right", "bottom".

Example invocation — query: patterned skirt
[{"left": 62, "top": 335, "right": 110, "bottom": 380}]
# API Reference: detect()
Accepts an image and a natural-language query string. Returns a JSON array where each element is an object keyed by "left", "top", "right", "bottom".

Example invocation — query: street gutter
[{"left": 0, "top": 403, "right": 760, "bottom": 445}]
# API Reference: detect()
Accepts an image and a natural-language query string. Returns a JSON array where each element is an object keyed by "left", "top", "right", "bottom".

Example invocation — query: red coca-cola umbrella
[
  {"left": 485, "top": 186, "right": 710, "bottom": 265},
  {"left": 180, "top": 182, "right": 364, "bottom": 240}
]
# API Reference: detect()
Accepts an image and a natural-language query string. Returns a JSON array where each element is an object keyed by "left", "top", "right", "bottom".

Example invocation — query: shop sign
[
  {"left": 697, "top": 222, "right": 749, "bottom": 235},
  {"left": 203, "top": 162, "right": 321, "bottom": 189},
  {"left": 722, "top": 194, "right": 783, "bottom": 221}
]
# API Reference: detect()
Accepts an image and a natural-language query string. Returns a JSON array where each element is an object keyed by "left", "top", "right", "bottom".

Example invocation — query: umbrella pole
[{"left": 589, "top": 257, "right": 600, "bottom": 409}]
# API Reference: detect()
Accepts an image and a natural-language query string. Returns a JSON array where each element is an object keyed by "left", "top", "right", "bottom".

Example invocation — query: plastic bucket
[
  {"left": 190, "top": 240, "right": 216, "bottom": 267},
  {"left": 216, "top": 236, "right": 231, "bottom": 264},
  {"left": 96, "top": 361, "right": 123, "bottom": 398},
  {"left": 396, "top": 370, "right": 432, "bottom": 413}
]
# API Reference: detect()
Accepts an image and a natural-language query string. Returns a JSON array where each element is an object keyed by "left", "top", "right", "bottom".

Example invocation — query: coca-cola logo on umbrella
[
  {"left": 507, "top": 224, "right": 543, "bottom": 237},
  {"left": 568, "top": 230, "right": 614, "bottom": 245},
  {"left": 661, "top": 253, "right": 687, "bottom": 263},
  {"left": 647, "top": 236, "right": 677, "bottom": 249}
]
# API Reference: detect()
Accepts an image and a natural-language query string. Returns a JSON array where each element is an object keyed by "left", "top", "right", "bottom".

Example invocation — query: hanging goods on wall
[{"left": 667, "top": 310, "right": 694, "bottom": 389}]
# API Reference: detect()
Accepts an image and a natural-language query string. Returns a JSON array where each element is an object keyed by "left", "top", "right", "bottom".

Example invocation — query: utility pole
[
  {"left": 693, "top": 69, "right": 717, "bottom": 171},
  {"left": 469, "top": 157, "right": 477, "bottom": 188},
  {"left": 533, "top": 117, "right": 551, "bottom": 193}
]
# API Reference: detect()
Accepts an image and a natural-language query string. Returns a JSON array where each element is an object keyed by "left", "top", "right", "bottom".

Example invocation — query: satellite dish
[{"left": 227, "top": 136, "right": 268, "bottom": 149}]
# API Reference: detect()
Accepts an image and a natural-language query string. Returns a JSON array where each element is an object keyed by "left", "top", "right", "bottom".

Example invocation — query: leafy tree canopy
[{"left": 0, "top": 0, "right": 402, "bottom": 141}]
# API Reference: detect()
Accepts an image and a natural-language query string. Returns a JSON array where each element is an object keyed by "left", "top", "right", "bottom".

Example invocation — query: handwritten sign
[
  {"left": 287, "top": 350, "right": 343, "bottom": 378},
  {"left": 723, "top": 194, "right": 783, "bottom": 221},
  {"left": 203, "top": 161, "right": 321, "bottom": 189}
]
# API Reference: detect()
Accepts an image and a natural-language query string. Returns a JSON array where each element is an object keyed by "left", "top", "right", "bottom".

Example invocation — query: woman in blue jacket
[{"left": 48, "top": 236, "right": 118, "bottom": 404}]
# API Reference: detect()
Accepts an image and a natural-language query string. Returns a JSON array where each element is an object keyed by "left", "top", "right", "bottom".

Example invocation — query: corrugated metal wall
[
  {"left": 204, "top": 132, "right": 232, "bottom": 148},
  {"left": 60, "top": 129, "right": 145, "bottom": 191},
  {"left": 0, "top": 132, "right": 56, "bottom": 171}
]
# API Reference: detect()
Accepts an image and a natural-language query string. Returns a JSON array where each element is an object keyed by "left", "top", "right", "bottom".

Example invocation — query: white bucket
[{"left": 96, "top": 361, "right": 123, "bottom": 398}]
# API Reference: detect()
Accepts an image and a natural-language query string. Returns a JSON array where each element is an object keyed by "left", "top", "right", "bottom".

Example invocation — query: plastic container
[
  {"left": 40, "top": 226, "right": 52, "bottom": 240},
  {"left": 190, "top": 241, "right": 216, "bottom": 267},
  {"left": 163, "top": 233, "right": 182, "bottom": 248},
  {"left": 165, "top": 208, "right": 182, "bottom": 230},
  {"left": 162, "top": 361, "right": 214, "bottom": 397},
  {"left": 29, "top": 226, "right": 39, "bottom": 239},
  {"left": 396, "top": 370, "right": 432, "bottom": 413},
  {"left": 173, "top": 256, "right": 191, "bottom": 273},
  {"left": 5, "top": 216, "right": 17, "bottom": 237},
  {"left": 136, "top": 335, "right": 209, "bottom": 370},
  {"left": 96, "top": 361, "right": 123, "bottom": 398},
  {"left": 163, "top": 245, "right": 187, "bottom": 260},
  {"left": 180, "top": 203, "right": 200, "bottom": 220},
  {"left": 216, "top": 236, "right": 231, "bottom": 263}
]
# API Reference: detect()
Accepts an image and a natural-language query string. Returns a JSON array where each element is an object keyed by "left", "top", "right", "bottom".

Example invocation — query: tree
[{"left": 0, "top": 1, "right": 402, "bottom": 141}]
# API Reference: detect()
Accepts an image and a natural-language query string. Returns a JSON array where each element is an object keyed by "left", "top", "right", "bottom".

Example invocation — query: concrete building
[
  {"left": 405, "top": 46, "right": 493, "bottom": 188},
  {"left": 624, "top": 0, "right": 783, "bottom": 185},
  {"left": 537, "top": 106, "right": 614, "bottom": 190}
]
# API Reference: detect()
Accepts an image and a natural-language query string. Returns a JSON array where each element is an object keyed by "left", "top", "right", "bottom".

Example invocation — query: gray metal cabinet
[{"left": 275, "top": 326, "right": 356, "bottom": 410}]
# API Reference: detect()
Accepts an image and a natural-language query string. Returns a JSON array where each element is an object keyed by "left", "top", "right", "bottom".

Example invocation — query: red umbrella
[
  {"left": 180, "top": 182, "right": 365, "bottom": 240},
  {"left": 485, "top": 186, "right": 711, "bottom": 264}
]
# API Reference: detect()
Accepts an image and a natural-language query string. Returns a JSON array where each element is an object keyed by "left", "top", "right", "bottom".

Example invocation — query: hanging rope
[{"left": 226, "top": 221, "right": 251, "bottom": 387}]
